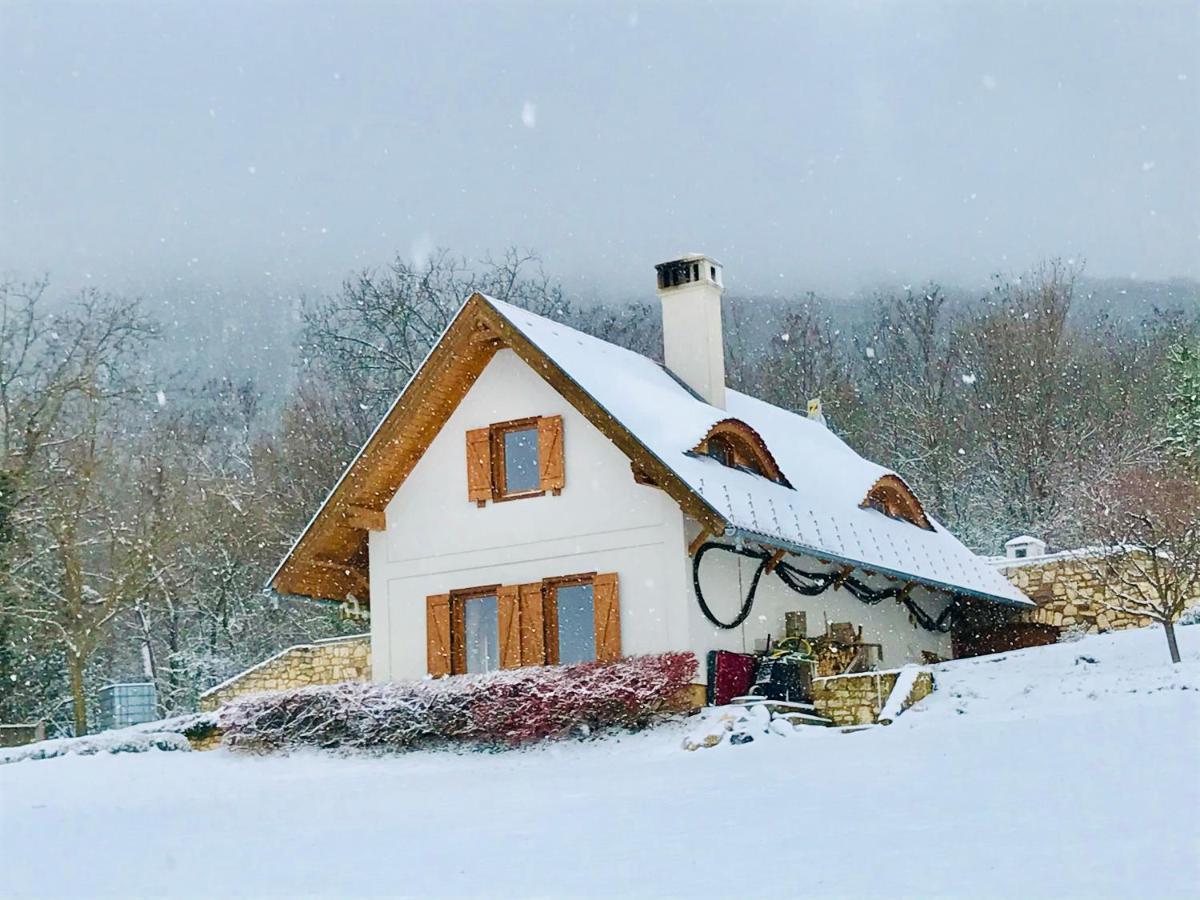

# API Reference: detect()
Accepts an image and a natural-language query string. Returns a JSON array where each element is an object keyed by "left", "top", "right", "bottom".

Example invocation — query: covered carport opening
[{"left": 952, "top": 597, "right": 1059, "bottom": 659}]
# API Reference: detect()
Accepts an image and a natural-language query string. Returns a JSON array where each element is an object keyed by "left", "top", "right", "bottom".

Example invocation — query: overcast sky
[{"left": 2, "top": 1, "right": 1197, "bottom": 301}]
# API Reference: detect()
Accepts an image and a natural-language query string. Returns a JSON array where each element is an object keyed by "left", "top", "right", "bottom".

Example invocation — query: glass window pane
[
  {"left": 464, "top": 594, "right": 499, "bottom": 673},
  {"left": 503, "top": 427, "right": 540, "bottom": 494},
  {"left": 556, "top": 583, "right": 596, "bottom": 665}
]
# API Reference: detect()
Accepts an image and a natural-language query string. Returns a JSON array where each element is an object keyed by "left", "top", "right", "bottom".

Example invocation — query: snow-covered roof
[
  {"left": 1005, "top": 535, "right": 1046, "bottom": 547},
  {"left": 485, "top": 296, "right": 1032, "bottom": 608}
]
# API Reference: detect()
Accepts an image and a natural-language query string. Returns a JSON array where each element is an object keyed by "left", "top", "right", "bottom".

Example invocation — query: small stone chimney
[
  {"left": 1005, "top": 535, "right": 1047, "bottom": 560},
  {"left": 655, "top": 253, "right": 726, "bottom": 408}
]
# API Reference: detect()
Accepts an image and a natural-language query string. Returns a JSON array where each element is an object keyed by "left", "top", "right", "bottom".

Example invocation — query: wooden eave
[{"left": 270, "top": 293, "right": 728, "bottom": 606}]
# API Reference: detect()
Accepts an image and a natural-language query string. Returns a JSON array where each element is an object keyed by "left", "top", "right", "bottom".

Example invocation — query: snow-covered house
[{"left": 268, "top": 255, "right": 1031, "bottom": 697}]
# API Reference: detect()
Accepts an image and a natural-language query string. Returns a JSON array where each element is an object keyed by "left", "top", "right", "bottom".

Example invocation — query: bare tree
[
  {"left": 751, "top": 297, "right": 861, "bottom": 425},
  {"left": 298, "top": 248, "right": 569, "bottom": 454},
  {"left": 0, "top": 281, "right": 156, "bottom": 727},
  {"left": 1090, "top": 468, "right": 1200, "bottom": 664}
]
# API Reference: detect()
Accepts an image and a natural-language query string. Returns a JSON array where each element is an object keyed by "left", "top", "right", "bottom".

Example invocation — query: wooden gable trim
[
  {"left": 271, "top": 293, "right": 729, "bottom": 605},
  {"left": 271, "top": 296, "right": 504, "bottom": 602}
]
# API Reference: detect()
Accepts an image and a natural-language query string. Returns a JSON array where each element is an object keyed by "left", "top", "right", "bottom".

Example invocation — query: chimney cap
[
  {"left": 655, "top": 251, "right": 722, "bottom": 267},
  {"left": 655, "top": 254, "right": 723, "bottom": 292}
]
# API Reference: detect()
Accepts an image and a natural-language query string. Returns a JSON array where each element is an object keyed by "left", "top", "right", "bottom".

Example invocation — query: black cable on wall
[{"left": 691, "top": 541, "right": 956, "bottom": 633}]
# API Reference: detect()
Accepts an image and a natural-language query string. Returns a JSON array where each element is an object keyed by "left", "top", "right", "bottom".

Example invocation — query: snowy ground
[{"left": 3, "top": 625, "right": 1197, "bottom": 900}]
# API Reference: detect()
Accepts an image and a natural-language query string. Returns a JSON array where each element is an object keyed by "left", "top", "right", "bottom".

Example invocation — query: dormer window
[
  {"left": 465, "top": 415, "right": 565, "bottom": 506},
  {"left": 704, "top": 434, "right": 735, "bottom": 468},
  {"left": 860, "top": 475, "right": 934, "bottom": 531},
  {"left": 690, "top": 419, "right": 792, "bottom": 487}
]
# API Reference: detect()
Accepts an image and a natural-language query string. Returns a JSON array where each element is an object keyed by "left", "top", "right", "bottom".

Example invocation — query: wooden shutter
[
  {"left": 465, "top": 427, "right": 492, "bottom": 505},
  {"left": 426, "top": 593, "right": 452, "bottom": 677},
  {"left": 537, "top": 415, "right": 565, "bottom": 495},
  {"left": 518, "top": 582, "right": 546, "bottom": 666},
  {"left": 593, "top": 572, "right": 621, "bottom": 663},
  {"left": 497, "top": 585, "right": 522, "bottom": 669}
]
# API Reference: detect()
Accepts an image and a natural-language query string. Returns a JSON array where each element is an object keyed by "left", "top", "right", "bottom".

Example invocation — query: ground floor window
[
  {"left": 543, "top": 577, "right": 597, "bottom": 666},
  {"left": 427, "top": 572, "right": 620, "bottom": 677},
  {"left": 454, "top": 590, "right": 500, "bottom": 674}
]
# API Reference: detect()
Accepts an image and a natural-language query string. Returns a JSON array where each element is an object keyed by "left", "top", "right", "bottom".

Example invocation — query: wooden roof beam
[
  {"left": 344, "top": 505, "right": 386, "bottom": 532},
  {"left": 309, "top": 558, "right": 369, "bottom": 593}
]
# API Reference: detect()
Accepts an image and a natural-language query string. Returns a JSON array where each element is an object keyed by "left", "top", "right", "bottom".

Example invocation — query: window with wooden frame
[
  {"left": 426, "top": 572, "right": 619, "bottom": 676},
  {"left": 465, "top": 415, "right": 564, "bottom": 506},
  {"left": 689, "top": 418, "right": 792, "bottom": 487},
  {"left": 859, "top": 474, "right": 934, "bottom": 531}
]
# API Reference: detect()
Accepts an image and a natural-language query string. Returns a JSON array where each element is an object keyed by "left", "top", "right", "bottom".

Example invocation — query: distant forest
[{"left": 1, "top": 251, "right": 1197, "bottom": 733}]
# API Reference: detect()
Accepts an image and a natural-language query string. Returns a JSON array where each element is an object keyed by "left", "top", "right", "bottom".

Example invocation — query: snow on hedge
[
  {"left": 218, "top": 651, "right": 697, "bottom": 751},
  {"left": 0, "top": 712, "right": 217, "bottom": 766},
  {"left": 1, "top": 727, "right": 188, "bottom": 766}
]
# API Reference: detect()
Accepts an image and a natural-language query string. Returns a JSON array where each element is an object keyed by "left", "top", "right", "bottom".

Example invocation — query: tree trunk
[
  {"left": 1163, "top": 619, "right": 1182, "bottom": 665},
  {"left": 67, "top": 652, "right": 88, "bottom": 736}
]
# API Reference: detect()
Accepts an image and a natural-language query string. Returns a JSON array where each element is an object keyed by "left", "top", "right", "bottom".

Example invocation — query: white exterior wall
[
  {"left": 368, "top": 349, "right": 691, "bottom": 681},
  {"left": 683, "top": 527, "right": 954, "bottom": 670}
]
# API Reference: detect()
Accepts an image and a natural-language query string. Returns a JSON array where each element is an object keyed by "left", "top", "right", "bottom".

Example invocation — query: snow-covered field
[{"left": 3, "top": 625, "right": 1197, "bottom": 900}]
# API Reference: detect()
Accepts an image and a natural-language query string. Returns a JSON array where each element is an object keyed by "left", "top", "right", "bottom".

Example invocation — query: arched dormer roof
[
  {"left": 690, "top": 418, "right": 792, "bottom": 488},
  {"left": 860, "top": 474, "right": 933, "bottom": 530}
]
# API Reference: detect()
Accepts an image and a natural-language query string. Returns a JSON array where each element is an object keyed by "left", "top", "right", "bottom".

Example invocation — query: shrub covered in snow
[
  {"left": 1, "top": 730, "right": 192, "bottom": 766},
  {"left": 0, "top": 712, "right": 218, "bottom": 766},
  {"left": 218, "top": 652, "right": 698, "bottom": 752}
]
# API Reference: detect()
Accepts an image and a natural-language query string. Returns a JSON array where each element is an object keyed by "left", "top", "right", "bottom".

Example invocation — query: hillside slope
[{"left": 2, "top": 625, "right": 1197, "bottom": 900}]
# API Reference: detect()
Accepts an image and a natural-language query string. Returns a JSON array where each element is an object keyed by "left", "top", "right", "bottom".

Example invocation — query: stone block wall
[
  {"left": 812, "top": 669, "right": 934, "bottom": 726},
  {"left": 199, "top": 635, "right": 371, "bottom": 711},
  {"left": 1002, "top": 557, "right": 1155, "bottom": 634}
]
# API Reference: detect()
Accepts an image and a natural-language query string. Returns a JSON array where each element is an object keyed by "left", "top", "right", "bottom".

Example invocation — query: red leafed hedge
[{"left": 217, "top": 652, "right": 697, "bottom": 752}]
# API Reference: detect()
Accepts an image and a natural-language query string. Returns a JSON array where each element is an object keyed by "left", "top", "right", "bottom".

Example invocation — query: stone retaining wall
[
  {"left": 812, "top": 669, "right": 934, "bottom": 726},
  {"left": 1002, "top": 556, "right": 1155, "bottom": 634},
  {"left": 199, "top": 635, "right": 371, "bottom": 711}
]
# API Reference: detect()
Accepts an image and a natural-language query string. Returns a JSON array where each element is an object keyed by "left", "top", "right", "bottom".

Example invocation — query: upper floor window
[
  {"left": 689, "top": 418, "right": 792, "bottom": 487},
  {"left": 465, "top": 415, "right": 565, "bottom": 506},
  {"left": 860, "top": 474, "right": 934, "bottom": 531},
  {"left": 494, "top": 419, "right": 541, "bottom": 497}
]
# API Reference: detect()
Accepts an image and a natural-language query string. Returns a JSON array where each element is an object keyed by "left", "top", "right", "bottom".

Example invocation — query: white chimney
[
  {"left": 1005, "top": 535, "right": 1047, "bottom": 560},
  {"left": 655, "top": 253, "right": 726, "bottom": 408}
]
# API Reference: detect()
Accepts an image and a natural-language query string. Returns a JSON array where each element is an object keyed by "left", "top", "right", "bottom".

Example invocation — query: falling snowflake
[
  {"left": 521, "top": 101, "right": 537, "bottom": 129},
  {"left": 961, "top": 373, "right": 977, "bottom": 385}
]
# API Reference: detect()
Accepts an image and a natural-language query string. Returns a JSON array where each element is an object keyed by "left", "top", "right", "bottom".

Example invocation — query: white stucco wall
[
  {"left": 368, "top": 349, "right": 691, "bottom": 681},
  {"left": 683, "top": 524, "right": 954, "bottom": 669}
]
